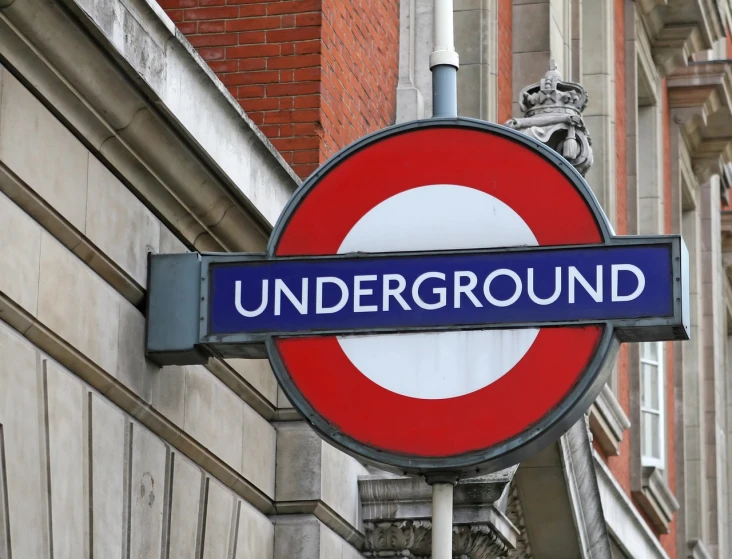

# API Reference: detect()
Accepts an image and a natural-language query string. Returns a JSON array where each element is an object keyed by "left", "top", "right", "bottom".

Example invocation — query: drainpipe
[{"left": 430, "top": 0, "right": 459, "bottom": 117}]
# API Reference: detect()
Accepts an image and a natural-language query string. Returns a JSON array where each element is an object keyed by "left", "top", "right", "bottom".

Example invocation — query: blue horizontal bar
[{"left": 207, "top": 244, "right": 674, "bottom": 336}]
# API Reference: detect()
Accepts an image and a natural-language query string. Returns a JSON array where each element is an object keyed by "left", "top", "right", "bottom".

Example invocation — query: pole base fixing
[
  {"left": 430, "top": 49, "right": 459, "bottom": 69},
  {"left": 425, "top": 473, "right": 460, "bottom": 485}
]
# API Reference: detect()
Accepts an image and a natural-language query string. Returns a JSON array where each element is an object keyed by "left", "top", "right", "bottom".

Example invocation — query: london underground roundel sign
[{"left": 199, "top": 119, "right": 689, "bottom": 476}]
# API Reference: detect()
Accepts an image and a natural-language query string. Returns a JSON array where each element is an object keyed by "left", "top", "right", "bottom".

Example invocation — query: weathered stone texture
[
  {"left": 0, "top": 320, "right": 275, "bottom": 559},
  {"left": 0, "top": 325, "right": 50, "bottom": 559},
  {"left": 0, "top": 69, "right": 89, "bottom": 231},
  {"left": 46, "top": 361, "right": 86, "bottom": 559},
  {"left": 0, "top": 66, "right": 278, "bottom": 501},
  {"left": 86, "top": 157, "right": 160, "bottom": 286},
  {"left": 0, "top": 190, "right": 41, "bottom": 315}
]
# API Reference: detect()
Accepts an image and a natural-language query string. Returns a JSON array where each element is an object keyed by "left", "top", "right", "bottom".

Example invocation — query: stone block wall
[
  {"left": 159, "top": 0, "right": 399, "bottom": 178},
  {"left": 0, "top": 46, "right": 369, "bottom": 556},
  {"left": 0, "top": 320, "right": 274, "bottom": 559}
]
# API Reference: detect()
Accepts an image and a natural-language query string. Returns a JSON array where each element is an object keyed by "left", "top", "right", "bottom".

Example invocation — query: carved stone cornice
[
  {"left": 668, "top": 61, "right": 732, "bottom": 188},
  {"left": 363, "top": 521, "right": 511, "bottom": 559},
  {"left": 359, "top": 471, "right": 521, "bottom": 559},
  {"left": 636, "top": 0, "right": 726, "bottom": 76}
]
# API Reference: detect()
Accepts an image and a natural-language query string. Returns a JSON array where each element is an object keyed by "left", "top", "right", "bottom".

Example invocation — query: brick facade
[
  {"left": 160, "top": 0, "right": 398, "bottom": 179},
  {"left": 497, "top": 0, "right": 512, "bottom": 124}
]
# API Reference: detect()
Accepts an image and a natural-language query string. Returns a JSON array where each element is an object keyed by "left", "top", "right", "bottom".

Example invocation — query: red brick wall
[
  {"left": 159, "top": 0, "right": 398, "bottom": 179},
  {"left": 599, "top": 0, "right": 633, "bottom": 499},
  {"left": 497, "top": 0, "right": 513, "bottom": 123},
  {"left": 320, "top": 0, "right": 399, "bottom": 164}
]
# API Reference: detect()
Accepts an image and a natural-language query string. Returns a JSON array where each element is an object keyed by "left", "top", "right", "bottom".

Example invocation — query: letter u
[
  {"left": 527, "top": 268, "right": 561, "bottom": 305},
  {"left": 235, "top": 280, "right": 268, "bottom": 317}
]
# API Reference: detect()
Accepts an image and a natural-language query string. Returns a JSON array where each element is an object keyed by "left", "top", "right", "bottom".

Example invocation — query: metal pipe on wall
[
  {"left": 430, "top": 0, "right": 459, "bottom": 117},
  {"left": 431, "top": 482, "right": 454, "bottom": 559}
]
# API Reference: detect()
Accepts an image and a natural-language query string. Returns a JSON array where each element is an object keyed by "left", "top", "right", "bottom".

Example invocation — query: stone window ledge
[
  {"left": 589, "top": 384, "right": 631, "bottom": 455},
  {"left": 634, "top": 467, "right": 680, "bottom": 533}
]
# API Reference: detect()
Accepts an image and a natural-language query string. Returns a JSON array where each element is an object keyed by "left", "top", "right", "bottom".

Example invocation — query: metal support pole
[
  {"left": 430, "top": 0, "right": 459, "bottom": 117},
  {"left": 431, "top": 482, "right": 454, "bottom": 559}
]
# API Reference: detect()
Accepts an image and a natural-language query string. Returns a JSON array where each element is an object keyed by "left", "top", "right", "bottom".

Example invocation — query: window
[{"left": 641, "top": 341, "right": 665, "bottom": 468}]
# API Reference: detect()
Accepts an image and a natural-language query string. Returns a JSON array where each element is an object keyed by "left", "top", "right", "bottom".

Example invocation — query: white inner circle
[{"left": 336, "top": 185, "right": 540, "bottom": 400}]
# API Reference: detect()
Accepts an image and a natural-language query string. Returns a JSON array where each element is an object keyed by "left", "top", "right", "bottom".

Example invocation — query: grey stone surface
[
  {"left": 275, "top": 423, "right": 322, "bottom": 503},
  {"left": 228, "top": 359, "right": 278, "bottom": 407},
  {"left": 159, "top": 225, "right": 189, "bottom": 255},
  {"left": 275, "top": 422, "right": 367, "bottom": 545},
  {"left": 91, "top": 393, "right": 126, "bottom": 559},
  {"left": 46, "top": 361, "right": 85, "bottom": 559},
  {"left": 512, "top": 52, "right": 551, "bottom": 104},
  {"left": 235, "top": 499, "right": 275, "bottom": 559},
  {"left": 86, "top": 156, "right": 160, "bottom": 286},
  {"left": 168, "top": 454, "right": 204, "bottom": 559},
  {"left": 38, "top": 233, "right": 121, "bottom": 374},
  {"left": 454, "top": 8, "right": 484, "bottom": 64},
  {"left": 273, "top": 515, "right": 321, "bottom": 559},
  {"left": 202, "top": 478, "right": 236, "bottom": 559},
  {"left": 151, "top": 364, "right": 189, "bottom": 428},
  {"left": 513, "top": 3, "right": 551, "bottom": 53},
  {"left": 184, "top": 364, "right": 246, "bottom": 473},
  {"left": 0, "top": 189, "right": 41, "bottom": 315},
  {"left": 129, "top": 425, "right": 167, "bottom": 559},
  {"left": 117, "top": 302, "right": 156, "bottom": 402},
  {"left": 0, "top": 70, "right": 89, "bottom": 232},
  {"left": 320, "top": 441, "right": 368, "bottom": 529},
  {"left": 0, "top": 326, "right": 49, "bottom": 559}
]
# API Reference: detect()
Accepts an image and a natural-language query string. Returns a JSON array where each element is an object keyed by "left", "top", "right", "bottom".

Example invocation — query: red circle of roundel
[{"left": 272, "top": 126, "right": 604, "bottom": 458}]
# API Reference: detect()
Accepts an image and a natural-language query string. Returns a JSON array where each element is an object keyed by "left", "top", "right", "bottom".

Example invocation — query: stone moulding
[
  {"left": 636, "top": 0, "right": 725, "bottom": 77},
  {"left": 588, "top": 385, "right": 631, "bottom": 456},
  {"left": 633, "top": 467, "right": 681, "bottom": 534},
  {"left": 593, "top": 452, "right": 670, "bottom": 558},
  {"left": 363, "top": 521, "right": 511, "bottom": 559},
  {"left": 359, "top": 471, "right": 521, "bottom": 559},
  {"left": 688, "top": 538, "right": 713, "bottom": 559},
  {"left": 668, "top": 60, "right": 732, "bottom": 188}
]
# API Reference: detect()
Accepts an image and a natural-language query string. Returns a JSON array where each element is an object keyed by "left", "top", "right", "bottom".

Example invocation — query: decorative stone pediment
[{"left": 359, "top": 470, "right": 527, "bottom": 559}]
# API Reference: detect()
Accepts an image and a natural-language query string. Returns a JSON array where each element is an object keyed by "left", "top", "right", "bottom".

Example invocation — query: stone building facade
[{"left": 0, "top": 0, "right": 731, "bottom": 558}]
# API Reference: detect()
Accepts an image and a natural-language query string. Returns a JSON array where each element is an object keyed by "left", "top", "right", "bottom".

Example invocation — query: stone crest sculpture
[{"left": 505, "top": 61, "right": 593, "bottom": 176}]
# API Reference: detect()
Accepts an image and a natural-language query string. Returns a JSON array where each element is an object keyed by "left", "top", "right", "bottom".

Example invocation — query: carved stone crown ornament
[{"left": 505, "top": 61, "right": 594, "bottom": 176}]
